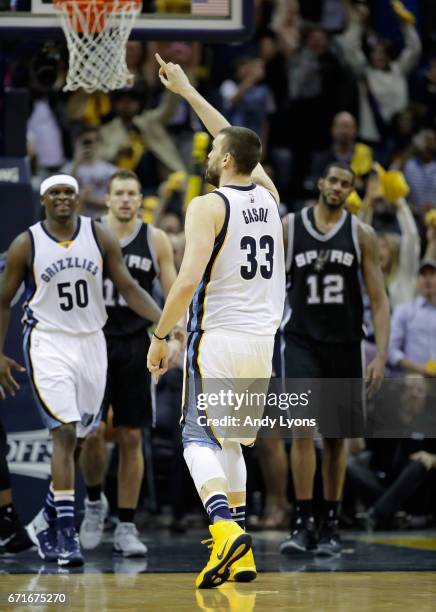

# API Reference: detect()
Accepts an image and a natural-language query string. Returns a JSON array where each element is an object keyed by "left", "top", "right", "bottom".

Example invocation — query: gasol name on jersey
[
  {"left": 242, "top": 207, "right": 269, "bottom": 224},
  {"left": 41, "top": 257, "right": 99, "bottom": 282}
]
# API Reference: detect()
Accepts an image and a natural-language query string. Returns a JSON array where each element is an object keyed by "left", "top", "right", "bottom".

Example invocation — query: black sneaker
[
  {"left": 0, "top": 512, "right": 33, "bottom": 553},
  {"left": 279, "top": 516, "right": 317, "bottom": 555},
  {"left": 316, "top": 520, "right": 341, "bottom": 556}
]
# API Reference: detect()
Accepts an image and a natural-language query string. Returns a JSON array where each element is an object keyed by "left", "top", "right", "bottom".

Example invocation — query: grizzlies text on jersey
[{"left": 23, "top": 216, "right": 106, "bottom": 334}]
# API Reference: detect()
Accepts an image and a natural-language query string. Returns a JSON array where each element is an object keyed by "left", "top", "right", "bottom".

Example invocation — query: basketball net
[{"left": 54, "top": 0, "right": 142, "bottom": 93}]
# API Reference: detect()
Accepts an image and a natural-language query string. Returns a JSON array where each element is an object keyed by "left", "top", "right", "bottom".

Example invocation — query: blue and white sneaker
[
  {"left": 26, "top": 509, "right": 58, "bottom": 562},
  {"left": 57, "top": 527, "right": 84, "bottom": 567}
]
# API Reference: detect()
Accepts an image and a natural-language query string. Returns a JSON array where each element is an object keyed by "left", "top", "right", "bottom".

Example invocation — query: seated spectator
[
  {"left": 220, "top": 56, "right": 275, "bottom": 138},
  {"left": 98, "top": 87, "right": 185, "bottom": 192},
  {"left": 403, "top": 128, "right": 436, "bottom": 215},
  {"left": 339, "top": 2, "right": 421, "bottom": 159},
  {"left": 62, "top": 126, "right": 117, "bottom": 218},
  {"left": 388, "top": 259, "right": 436, "bottom": 376},
  {"left": 345, "top": 375, "right": 436, "bottom": 529}
]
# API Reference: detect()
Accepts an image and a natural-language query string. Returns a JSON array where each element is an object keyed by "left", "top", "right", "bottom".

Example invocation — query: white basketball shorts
[
  {"left": 23, "top": 326, "right": 107, "bottom": 438},
  {"left": 182, "top": 329, "right": 275, "bottom": 449}
]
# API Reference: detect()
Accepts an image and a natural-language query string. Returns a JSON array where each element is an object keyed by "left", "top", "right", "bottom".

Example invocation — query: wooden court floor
[{"left": 2, "top": 572, "right": 436, "bottom": 611}]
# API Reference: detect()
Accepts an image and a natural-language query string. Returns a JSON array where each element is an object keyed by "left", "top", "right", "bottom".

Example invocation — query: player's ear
[
  {"left": 222, "top": 152, "right": 231, "bottom": 167},
  {"left": 317, "top": 177, "right": 324, "bottom": 192},
  {"left": 104, "top": 194, "right": 111, "bottom": 209}
]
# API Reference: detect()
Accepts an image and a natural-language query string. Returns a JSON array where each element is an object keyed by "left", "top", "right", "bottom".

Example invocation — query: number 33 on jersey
[
  {"left": 188, "top": 184, "right": 285, "bottom": 336},
  {"left": 23, "top": 217, "right": 107, "bottom": 333}
]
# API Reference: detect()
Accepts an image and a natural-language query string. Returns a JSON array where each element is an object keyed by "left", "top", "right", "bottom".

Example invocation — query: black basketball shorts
[
  {"left": 102, "top": 333, "right": 154, "bottom": 429},
  {"left": 283, "top": 333, "right": 365, "bottom": 438}
]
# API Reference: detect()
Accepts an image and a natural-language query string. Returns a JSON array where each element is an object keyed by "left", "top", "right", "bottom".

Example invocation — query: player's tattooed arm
[
  {"left": 94, "top": 224, "right": 162, "bottom": 324},
  {"left": 359, "top": 221, "right": 391, "bottom": 397},
  {"left": 0, "top": 233, "right": 29, "bottom": 397},
  {"left": 155, "top": 52, "right": 280, "bottom": 203}
]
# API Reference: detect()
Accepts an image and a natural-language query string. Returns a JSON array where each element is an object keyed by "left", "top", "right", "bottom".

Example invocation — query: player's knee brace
[
  {"left": 183, "top": 444, "right": 226, "bottom": 496},
  {"left": 215, "top": 441, "right": 247, "bottom": 493}
]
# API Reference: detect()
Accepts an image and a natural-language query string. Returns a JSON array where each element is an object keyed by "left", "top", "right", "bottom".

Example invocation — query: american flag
[{"left": 191, "top": 0, "right": 230, "bottom": 17}]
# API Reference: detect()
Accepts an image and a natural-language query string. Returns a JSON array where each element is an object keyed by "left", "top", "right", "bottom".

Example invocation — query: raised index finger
[{"left": 155, "top": 53, "right": 166, "bottom": 68}]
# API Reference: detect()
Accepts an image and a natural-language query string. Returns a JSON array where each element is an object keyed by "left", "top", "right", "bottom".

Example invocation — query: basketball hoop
[{"left": 54, "top": 0, "right": 142, "bottom": 93}]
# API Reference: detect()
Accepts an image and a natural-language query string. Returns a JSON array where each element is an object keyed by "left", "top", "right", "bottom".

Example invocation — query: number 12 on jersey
[{"left": 306, "top": 274, "right": 344, "bottom": 304}]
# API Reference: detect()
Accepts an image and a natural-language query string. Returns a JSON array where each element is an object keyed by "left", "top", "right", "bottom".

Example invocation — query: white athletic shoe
[
  {"left": 26, "top": 509, "right": 47, "bottom": 546},
  {"left": 26, "top": 509, "right": 58, "bottom": 562},
  {"left": 79, "top": 494, "right": 109, "bottom": 550},
  {"left": 113, "top": 523, "right": 148, "bottom": 557}
]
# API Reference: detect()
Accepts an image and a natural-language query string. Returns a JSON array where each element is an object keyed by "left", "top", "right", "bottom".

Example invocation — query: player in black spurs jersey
[
  {"left": 280, "top": 162, "right": 390, "bottom": 557},
  {"left": 79, "top": 169, "right": 184, "bottom": 557}
]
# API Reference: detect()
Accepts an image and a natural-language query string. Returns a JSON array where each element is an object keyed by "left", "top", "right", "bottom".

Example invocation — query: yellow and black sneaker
[
  {"left": 228, "top": 547, "right": 257, "bottom": 582},
  {"left": 196, "top": 520, "right": 252, "bottom": 589},
  {"left": 196, "top": 583, "right": 257, "bottom": 612}
]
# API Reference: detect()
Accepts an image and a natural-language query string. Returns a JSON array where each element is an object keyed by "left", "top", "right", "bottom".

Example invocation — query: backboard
[{"left": 0, "top": 0, "right": 254, "bottom": 41}]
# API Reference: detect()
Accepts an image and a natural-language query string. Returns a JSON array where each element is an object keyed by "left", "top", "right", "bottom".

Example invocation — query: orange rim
[{"left": 54, "top": 0, "right": 142, "bottom": 33}]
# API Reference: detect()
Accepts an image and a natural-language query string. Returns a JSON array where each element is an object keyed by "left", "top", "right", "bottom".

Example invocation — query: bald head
[{"left": 332, "top": 112, "right": 357, "bottom": 146}]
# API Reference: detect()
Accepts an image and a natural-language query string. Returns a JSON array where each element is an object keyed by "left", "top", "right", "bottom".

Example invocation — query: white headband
[{"left": 40, "top": 175, "right": 79, "bottom": 197}]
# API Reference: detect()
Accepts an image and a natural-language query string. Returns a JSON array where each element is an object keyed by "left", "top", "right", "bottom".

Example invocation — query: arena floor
[{"left": 1, "top": 530, "right": 436, "bottom": 611}]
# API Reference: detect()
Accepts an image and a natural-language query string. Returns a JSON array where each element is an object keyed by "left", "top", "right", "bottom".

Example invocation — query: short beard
[
  {"left": 321, "top": 193, "right": 345, "bottom": 210},
  {"left": 205, "top": 167, "right": 220, "bottom": 187}
]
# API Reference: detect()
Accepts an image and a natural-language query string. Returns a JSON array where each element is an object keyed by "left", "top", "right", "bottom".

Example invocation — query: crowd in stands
[{"left": 1, "top": 0, "right": 436, "bottom": 532}]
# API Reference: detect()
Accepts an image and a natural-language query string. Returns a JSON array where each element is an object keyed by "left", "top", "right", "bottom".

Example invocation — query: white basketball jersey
[
  {"left": 188, "top": 184, "right": 285, "bottom": 336},
  {"left": 24, "top": 216, "right": 107, "bottom": 334}
]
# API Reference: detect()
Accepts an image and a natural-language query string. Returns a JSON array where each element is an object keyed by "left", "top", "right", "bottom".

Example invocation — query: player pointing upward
[{"left": 147, "top": 55, "right": 285, "bottom": 589}]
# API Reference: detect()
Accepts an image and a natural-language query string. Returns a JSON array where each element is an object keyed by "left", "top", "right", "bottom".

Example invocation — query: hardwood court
[
  {"left": 1, "top": 531, "right": 436, "bottom": 611},
  {"left": 2, "top": 572, "right": 436, "bottom": 611}
]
